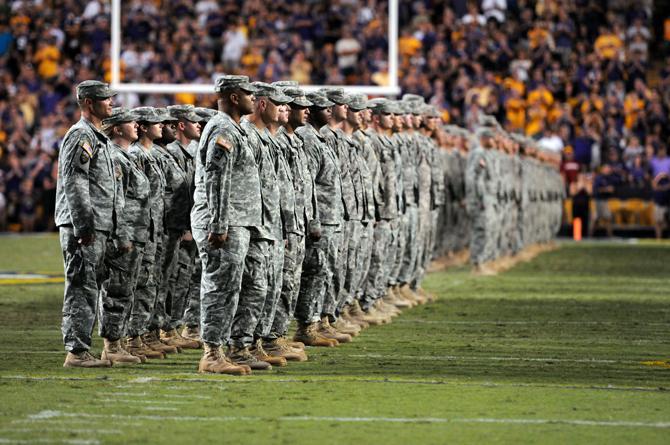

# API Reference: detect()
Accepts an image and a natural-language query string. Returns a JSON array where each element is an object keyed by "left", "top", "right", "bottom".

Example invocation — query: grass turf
[{"left": 0, "top": 235, "right": 668, "bottom": 444}]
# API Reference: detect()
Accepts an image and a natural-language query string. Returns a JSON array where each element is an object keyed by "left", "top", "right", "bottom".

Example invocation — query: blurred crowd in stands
[{"left": 0, "top": 0, "right": 669, "bottom": 235}]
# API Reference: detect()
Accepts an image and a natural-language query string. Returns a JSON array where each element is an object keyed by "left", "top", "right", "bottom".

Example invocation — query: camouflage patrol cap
[
  {"left": 319, "top": 87, "right": 352, "bottom": 105},
  {"left": 156, "top": 108, "right": 178, "bottom": 123},
  {"left": 347, "top": 94, "right": 368, "bottom": 111},
  {"left": 131, "top": 107, "right": 163, "bottom": 123},
  {"left": 252, "top": 82, "right": 293, "bottom": 104},
  {"left": 167, "top": 104, "right": 203, "bottom": 123},
  {"left": 272, "top": 80, "right": 300, "bottom": 88},
  {"left": 369, "top": 99, "right": 395, "bottom": 115},
  {"left": 214, "top": 75, "right": 258, "bottom": 93},
  {"left": 306, "top": 92, "right": 335, "bottom": 108},
  {"left": 422, "top": 104, "right": 441, "bottom": 118},
  {"left": 76, "top": 80, "right": 116, "bottom": 101},
  {"left": 395, "top": 101, "right": 414, "bottom": 115},
  {"left": 478, "top": 114, "right": 501, "bottom": 128},
  {"left": 402, "top": 93, "right": 425, "bottom": 104},
  {"left": 476, "top": 127, "right": 496, "bottom": 138},
  {"left": 194, "top": 107, "right": 218, "bottom": 122},
  {"left": 283, "top": 87, "right": 313, "bottom": 108},
  {"left": 102, "top": 107, "right": 135, "bottom": 130}
]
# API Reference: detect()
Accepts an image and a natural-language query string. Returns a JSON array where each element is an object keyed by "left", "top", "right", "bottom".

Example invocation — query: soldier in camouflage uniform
[
  {"left": 159, "top": 105, "right": 203, "bottom": 349},
  {"left": 96, "top": 108, "right": 151, "bottom": 365},
  {"left": 191, "top": 75, "right": 259, "bottom": 375},
  {"left": 293, "top": 92, "right": 343, "bottom": 347},
  {"left": 230, "top": 82, "right": 292, "bottom": 370},
  {"left": 181, "top": 107, "right": 218, "bottom": 341},
  {"left": 56, "top": 80, "right": 116, "bottom": 368},
  {"left": 266, "top": 86, "right": 317, "bottom": 360},
  {"left": 126, "top": 107, "right": 178, "bottom": 356}
]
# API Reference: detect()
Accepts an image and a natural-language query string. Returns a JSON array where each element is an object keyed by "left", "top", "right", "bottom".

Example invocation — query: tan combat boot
[
  {"left": 251, "top": 340, "right": 287, "bottom": 367},
  {"left": 392, "top": 285, "right": 416, "bottom": 307},
  {"left": 63, "top": 351, "right": 112, "bottom": 368},
  {"left": 141, "top": 331, "right": 178, "bottom": 354},
  {"left": 181, "top": 325, "right": 202, "bottom": 342},
  {"left": 416, "top": 286, "right": 436, "bottom": 303},
  {"left": 293, "top": 323, "right": 338, "bottom": 347},
  {"left": 227, "top": 346, "right": 272, "bottom": 370},
  {"left": 331, "top": 317, "right": 361, "bottom": 337},
  {"left": 126, "top": 336, "right": 165, "bottom": 359},
  {"left": 101, "top": 339, "right": 142, "bottom": 365},
  {"left": 262, "top": 337, "right": 308, "bottom": 362},
  {"left": 374, "top": 298, "right": 400, "bottom": 317},
  {"left": 399, "top": 284, "right": 421, "bottom": 305},
  {"left": 366, "top": 305, "right": 392, "bottom": 324},
  {"left": 341, "top": 304, "right": 369, "bottom": 329},
  {"left": 350, "top": 300, "right": 384, "bottom": 326},
  {"left": 384, "top": 287, "right": 411, "bottom": 309},
  {"left": 198, "top": 343, "right": 250, "bottom": 375},
  {"left": 161, "top": 328, "right": 201, "bottom": 349},
  {"left": 318, "top": 317, "right": 352, "bottom": 344}
]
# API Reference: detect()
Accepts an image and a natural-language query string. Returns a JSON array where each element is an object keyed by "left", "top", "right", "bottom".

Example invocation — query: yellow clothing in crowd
[
  {"left": 505, "top": 97, "right": 526, "bottom": 131},
  {"left": 527, "top": 86, "right": 554, "bottom": 111},
  {"left": 34, "top": 45, "right": 60, "bottom": 79},
  {"left": 399, "top": 35, "right": 422, "bottom": 58},
  {"left": 623, "top": 93, "right": 645, "bottom": 129},
  {"left": 594, "top": 33, "right": 623, "bottom": 59}
]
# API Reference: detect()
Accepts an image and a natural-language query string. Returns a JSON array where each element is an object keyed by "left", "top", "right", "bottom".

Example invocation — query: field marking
[
  {"left": 349, "top": 353, "right": 635, "bottom": 365},
  {"left": 0, "top": 439, "right": 99, "bottom": 445},
  {"left": 641, "top": 360, "right": 670, "bottom": 369},
  {"left": 2, "top": 375, "right": 665, "bottom": 393},
  {"left": 102, "top": 399, "right": 189, "bottom": 405},
  {"left": 0, "top": 428, "right": 120, "bottom": 435},
  {"left": 103, "top": 392, "right": 211, "bottom": 399},
  {"left": 21, "top": 411, "right": 670, "bottom": 429},
  {"left": 395, "top": 320, "right": 670, "bottom": 326},
  {"left": 142, "top": 407, "right": 178, "bottom": 411}
]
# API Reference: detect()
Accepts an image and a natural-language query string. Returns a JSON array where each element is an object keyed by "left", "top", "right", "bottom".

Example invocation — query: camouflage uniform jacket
[
  {"left": 191, "top": 112, "right": 262, "bottom": 234},
  {"left": 110, "top": 143, "right": 151, "bottom": 244},
  {"left": 370, "top": 132, "right": 398, "bottom": 221},
  {"left": 297, "top": 123, "right": 343, "bottom": 226},
  {"left": 241, "top": 120, "right": 281, "bottom": 241},
  {"left": 155, "top": 143, "right": 191, "bottom": 231},
  {"left": 354, "top": 129, "right": 377, "bottom": 223},
  {"left": 55, "top": 117, "right": 117, "bottom": 237},
  {"left": 321, "top": 126, "right": 355, "bottom": 221},
  {"left": 277, "top": 127, "right": 319, "bottom": 236},
  {"left": 128, "top": 142, "right": 167, "bottom": 241},
  {"left": 267, "top": 129, "right": 297, "bottom": 239},
  {"left": 342, "top": 132, "right": 364, "bottom": 221}
]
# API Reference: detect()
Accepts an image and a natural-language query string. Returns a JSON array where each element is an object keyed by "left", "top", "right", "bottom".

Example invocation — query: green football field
[{"left": 0, "top": 235, "right": 668, "bottom": 444}]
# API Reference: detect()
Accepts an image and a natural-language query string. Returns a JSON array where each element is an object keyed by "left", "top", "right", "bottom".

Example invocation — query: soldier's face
[
  {"left": 162, "top": 122, "right": 177, "bottom": 139},
  {"left": 91, "top": 97, "right": 114, "bottom": 119},
  {"left": 118, "top": 121, "right": 138, "bottom": 142},
  {"left": 346, "top": 109, "right": 361, "bottom": 128},
  {"left": 424, "top": 116, "right": 437, "bottom": 131},
  {"left": 312, "top": 107, "right": 331, "bottom": 127},
  {"left": 379, "top": 113, "right": 393, "bottom": 129},
  {"left": 236, "top": 91, "right": 255, "bottom": 115},
  {"left": 332, "top": 103, "right": 348, "bottom": 121},
  {"left": 412, "top": 114, "right": 422, "bottom": 128},
  {"left": 261, "top": 98, "right": 281, "bottom": 124},
  {"left": 149, "top": 122, "right": 163, "bottom": 140},
  {"left": 393, "top": 114, "right": 404, "bottom": 129},
  {"left": 289, "top": 106, "right": 309, "bottom": 127},
  {"left": 278, "top": 104, "right": 290, "bottom": 125},
  {"left": 183, "top": 120, "right": 201, "bottom": 139}
]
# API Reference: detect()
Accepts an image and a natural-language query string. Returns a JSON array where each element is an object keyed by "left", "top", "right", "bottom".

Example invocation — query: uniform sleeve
[
  {"left": 60, "top": 130, "right": 95, "bottom": 237},
  {"left": 205, "top": 129, "right": 233, "bottom": 234},
  {"left": 114, "top": 159, "right": 132, "bottom": 245}
]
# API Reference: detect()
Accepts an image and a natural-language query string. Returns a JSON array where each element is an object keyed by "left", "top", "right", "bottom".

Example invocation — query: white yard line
[
  {"left": 102, "top": 392, "right": 210, "bottom": 399},
  {"left": 395, "top": 320, "right": 669, "bottom": 326},
  {"left": 0, "top": 428, "right": 119, "bottom": 435},
  {"left": 0, "top": 439, "right": 100, "bottom": 445},
  {"left": 21, "top": 411, "right": 670, "bottom": 429},
  {"left": 349, "top": 353, "right": 632, "bottom": 365}
]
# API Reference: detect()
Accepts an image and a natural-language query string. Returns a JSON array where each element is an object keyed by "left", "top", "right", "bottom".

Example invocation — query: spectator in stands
[
  {"left": 651, "top": 173, "right": 670, "bottom": 239},
  {"left": 650, "top": 145, "right": 670, "bottom": 177},
  {"left": 589, "top": 164, "right": 619, "bottom": 237}
]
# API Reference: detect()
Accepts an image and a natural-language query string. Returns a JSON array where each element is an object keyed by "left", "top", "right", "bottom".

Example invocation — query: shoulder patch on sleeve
[
  {"left": 215, "top": 135, "right": 233, "bottom": 152},
  {"left": 479, "top": 158, "right": 486, "bottom": 168}
]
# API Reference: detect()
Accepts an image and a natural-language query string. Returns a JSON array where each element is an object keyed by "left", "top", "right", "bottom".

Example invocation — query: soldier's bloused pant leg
[
  {"left": 362, "top": 220, "right": 391, "bottom": 309},
  {"left": 166, "top": 239, "right": 197, "bottom": 330},
  {"left": 230, "top": 239, "right": 270, "bottom": 349},
  {"left": 398, "top": 206, "right": 419, "bottom": 284},
  {"left": 60, "top": 227, "right": 108, "bottom": 353},
  {"left": 193, "top": 227, "right": 251, "bottom": 347},
  {"left": 153, "top": 229, "right": 182, "bottom": 331},
  {"left": 146, "top": 238, "right": 165, "bottom": 332},
  {"left": 127, "top": 238, "right": 157, "bottom": 338},
  {"left": 269, "top": 233, "right": 305, "bottom": 339},
  {"left": 469, "top": 212, "right": 487, "bottom": 266},
  {"left": 389, "top": 215, "right": 406, "bottom": 285},
  {"left": 182, "top": 254, "right": 202, "bottom": 329},
  {"left": 320, "top": 227, "right": 342, "bottom": 321},
  {"left": 332, "top": 220, "right": 351, "bottom": 316},
  {"left": 338, "top": 220, "right": 362, "bottom": 313},
  {"left": 255, "top": 240, "right": 284, "bottom": 340},
  {"left": 98, "top": 240, "right": 143, "bottom": 341},
  {"left": 295, "top": 224, "right": 338, "bottom": 324},
  {"left": 356, "top": 221, "right": 374, "bottom": 300}
]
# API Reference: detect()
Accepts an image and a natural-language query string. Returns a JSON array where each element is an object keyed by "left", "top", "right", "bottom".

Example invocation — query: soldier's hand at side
[
  {"left": 118, "top": 241, "right": 133, "bottom": 253},
  {"left": 309, "top": 228, "right": 321, "bottom": 240},
  {"left": 182, "top": 231, "right": 193, "bottom": 242},
  {"left": 208, "top": 232, "right": 227, "bottom": 249},
  {"left": 78, "top": 233, "right": 95, "bottom": 246}
]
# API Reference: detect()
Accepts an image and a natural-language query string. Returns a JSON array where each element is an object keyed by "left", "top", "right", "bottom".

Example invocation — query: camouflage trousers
[
  {"left": 255, "top": 240, "right": 284, "bottom": 340},
  {"left": 412, "top": 201, "right": 432, "bottom": 286},
  {"left": 398, "top": 206, "right": 419, "bottom": 284},
  {"left": 354, "top": 221, "right": 374, "bottom": 299},
  {"left": 127, "top": 237, "right": 162, "bottom": 338},
  {"left": 230, "top": 238, "right": 270, "bottom": 349},
  {"left": 164, "top": 238, "right": 197, "bottom": 330},
  {"left": 361, "top": 219, "right": 393, "bottom": 309},
  {"left": 60, "top": 227, "right": 108, "bottom": 353},
  {"left": 193, "top": 227, "right": 251, "bottom": 347},
  {"left": 335, "top": 220, "right": 362, "bottom": 314},
  {"left": 151, "top": 229, "right": 182, "bottom": 332},
  {"left": 269, "top": 233, "right": 305, "bottom": 339},
  {"left": 98, "top": 240, "right": 143, "bottom": 341},
  {"left": 182, "top": 254, "right": 201, "bottom": 328},
  {"left": 296, "top": 224, "right": 339, "bottom": 324},
  {"left": 389, "top": 214, "right": 405, "bottom": 286},
  {"left": 484, "top": 202, "right": 500, "bottom": 263}
]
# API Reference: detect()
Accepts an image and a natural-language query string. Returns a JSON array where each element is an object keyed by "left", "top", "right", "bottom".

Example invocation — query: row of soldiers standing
[{"left": 55, "top": 78, "right": 562, "bottom": 372}]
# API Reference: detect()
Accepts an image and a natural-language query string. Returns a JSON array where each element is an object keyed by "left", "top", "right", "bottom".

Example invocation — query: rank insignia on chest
[{"left": 115, "top": 165, "right": 123, "bottom": 180}]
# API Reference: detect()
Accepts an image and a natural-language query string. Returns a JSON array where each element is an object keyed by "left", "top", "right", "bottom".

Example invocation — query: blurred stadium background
[{"left": 1, "top": 0, "right": 670, "bottom": 237}]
